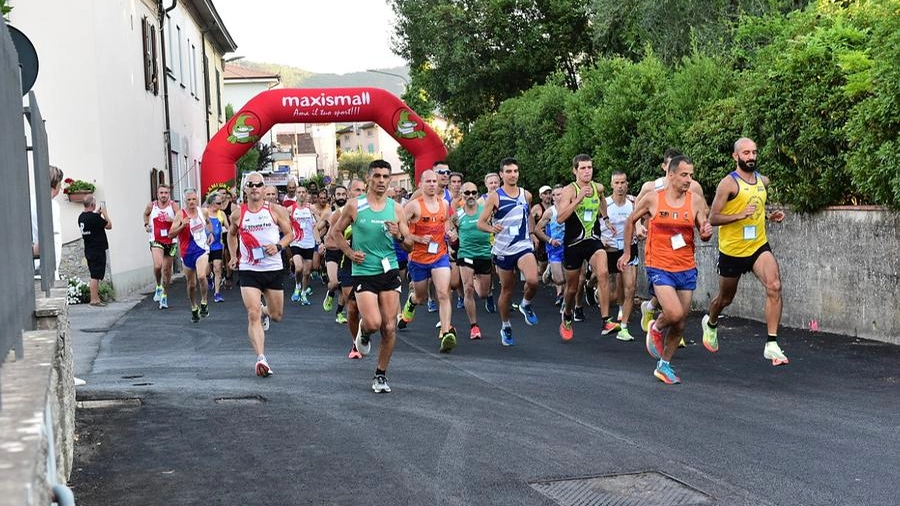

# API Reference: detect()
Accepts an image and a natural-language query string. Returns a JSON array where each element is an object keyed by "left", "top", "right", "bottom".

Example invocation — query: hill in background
[{"left": 233, "top": 61, "right": 409, "bottom": 97}]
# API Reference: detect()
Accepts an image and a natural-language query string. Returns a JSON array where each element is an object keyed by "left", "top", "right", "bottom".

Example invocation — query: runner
[
  {"left": 170, "top": 189, "right": 211, "bottom": 323},
  {"left": 452, "top": 182, "right": 494, "bottom": 340},
  {"left": 477, "top": 157, "right": 539, "bottom": 346},
  {"left": 204, "top": 192, "right": 229, "bottom": 303},
  {"left": 556, "top": 154, "right": 616, "bottom": 342},
  {"left": 227, "top": 172, "right": 294, "bottom": 377},
  {"left": 532, "top": 185, "right": 553, "bottom": 285},
  {"left": 597, "top": 171, "right": 639, "bottom": 341},
  {"left": 286, "top": 186, "right": 319, "bottom": 305},
  {"left": 329, "top": 160, "right": 413, "bottom": 393},
  {"left": 533, "top": 185, "right": 566, "bottom": 307},
  {"left": 399, "top": 169, "right": 457, "bottom": 353},
  {"left": 320, "top": 185, "right": 348, "bottom": 317},
  {"left": 142, "top": 184, "right": 180, "bottom": 309},
  {"left": 702, "top": 137, "right": 789, "bottom": 366},
  {"left": 282, "top": 176, "right": 299, "bottom": 207},
  {"left": 618, "top": 155, "right": 713, "bottom": 384}
]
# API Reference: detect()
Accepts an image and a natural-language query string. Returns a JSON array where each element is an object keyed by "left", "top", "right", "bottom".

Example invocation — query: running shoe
[
  {"left": 214, "top": 293, "right": 224, "bottom": 303},
  {"left": 255, "top": 358, "right": 273, "bottom": 377},
  {"left": 261, "top": 314, "right": 270, "bottom": 331},
  {"left": 500, "top": 326, "right": 515, "bottom": 346},
  {"left": 427, "top": 299, "right": 438, "bottom": 313},
  {"left": 323, "top": 292, "right": 335, "bottom": 312},
  {"left": 159, "top": 295, "right": 168, "bottom": 310},
  {"left": 654, "top": 360, "right": 681, "bottom": 384},
  {"left": 456, "top": 295, "right": 465, "bottom": 310},
  {"left": 348, "top": 346, "right": 362, "bottom": 360},
  {"left": 207, "top": 276, "right": 214, "bottom": 292},
  {"left": 153, "top": 285, "right": 163, "bottom": 302},
  {"left": 397, "top": 314, "right": 408, "bottom": 330},
  {"left": 191, "top": 307, "right": 200, "bottom": 323},
  {"left": 617, "top": 307, "right": 624, "bottom": 322},
  {"left": 355, "top": 326, "right": 371, "bottom": 356},
  {"left": 401, "top": 294, "right": 417, "bottom": 322},
  {"left": 601, "top": 320, "right": 622, "bottom": 335},
  {"left": 701, "top": 314, "right": 718, "bottom": 353},
  {"left": 646, "top": 320, "right": 665, "bottom": 359},
  {"left": 584, "top": 286, "right": 597, "bottom": 306},
  {"left": 573, "top": 306, "right": 585, "bottom": 322},
  {"left": 291, "top": 287, "right": 301, "bottom": 302},
  {"left": 559, "top": 314, "right": 574, "bottom": 342},
  {"left": 519, "top": 303, "right": 538, "bottom": 326},
  {"left": 335, "top": 312, "right": 348, "bottom": 324},
  {"left": 554, "top": 294, "right": 563, "bottom": 307},
  {"left": 484, "top": 295, "right": 496, "bottom": 313},
  {"left": 439, "top": 328, "right": 457, "bottom": 353},
  {"left": 435, "top": 321, "right": 442, "bottom": 328},
  {"left": 616, "top": 327, "right": 634, "bottom": 342},
  {"left": 764, "top": 341, "right": 790, "bottom": 366},
  {"left": 678, "top": 337, "right": 686, "bottom": 348},
  {"left": 304, "top": 286, "right": 313, "bottom": 296},
  {"left": 372, "top": 374, "right": 391, "bottom": 393},
  {"left": 199, "top": 303, "right": 209, "bottom": 318},
  {"left": 640, "top": 301, "right": 654, "bottom": 332},
  {"left": 469, "top": 325, "right": 482, "bottom": 340},
  {"left": 300, "top": 292, "right": 310, "bottom": 306}
]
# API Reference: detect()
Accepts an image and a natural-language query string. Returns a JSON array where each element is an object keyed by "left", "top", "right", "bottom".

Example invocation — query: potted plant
[{"left": 63, "top": 177, "right": 96, "bottom": 203}]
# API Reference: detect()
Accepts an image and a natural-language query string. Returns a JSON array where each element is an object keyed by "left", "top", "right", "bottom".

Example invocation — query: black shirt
[{"left": 78, "top": 211, "right": 108, "bottom": 251}]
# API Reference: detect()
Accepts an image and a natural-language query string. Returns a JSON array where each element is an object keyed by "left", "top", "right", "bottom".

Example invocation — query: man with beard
[{"left": 701, "top": 138, "right": 789, "bottom": 366}]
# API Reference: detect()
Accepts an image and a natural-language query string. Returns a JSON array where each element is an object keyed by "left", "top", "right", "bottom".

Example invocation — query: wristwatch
[{"left": 276, "top": 243, "right": 283, "bottom": 252}]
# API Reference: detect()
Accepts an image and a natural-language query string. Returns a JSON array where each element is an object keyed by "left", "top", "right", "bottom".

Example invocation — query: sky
[{"left": 213, "top": 0, "right": 407, "bottom": 74}]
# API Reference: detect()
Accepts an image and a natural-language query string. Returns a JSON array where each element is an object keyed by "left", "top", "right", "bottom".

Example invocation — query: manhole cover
[
  {"left": 530, "top": 471, "right": 713, "bottom": 506},
  {"left": 214, "top": 395, "right": 267, "bottom": 404},
  {"left": 77, "top": 398, "right": 143, "bottom": 409}
]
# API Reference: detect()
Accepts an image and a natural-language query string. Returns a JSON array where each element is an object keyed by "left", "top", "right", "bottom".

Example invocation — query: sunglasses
[
  {"left": 246, "top": 182, "right": 265, "bottom": 188},
  {"left": 463, "top": 190, "right": 479, "bottom": 196},
  {"left": 436, "top": 170, "right": 451, "bottom": 175}
]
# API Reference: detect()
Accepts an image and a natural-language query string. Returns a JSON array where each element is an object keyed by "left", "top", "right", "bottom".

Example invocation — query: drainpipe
[
  {"left": 157, "top": 0, "right": 177, "bottom": 185},
  {"left": 200, "top": 26, "right": 212, "bottom": 142}
]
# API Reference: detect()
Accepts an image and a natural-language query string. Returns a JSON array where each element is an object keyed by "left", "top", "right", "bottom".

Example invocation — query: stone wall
[
  {"left": 636, "top": 207, "right": 899, "bottom": 345},
  {"left": 0, "top": 287, "right": 74, "bottom": 506}
]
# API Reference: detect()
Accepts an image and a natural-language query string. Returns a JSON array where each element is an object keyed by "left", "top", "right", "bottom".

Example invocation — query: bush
[{"left": 66, "top": 277, "right": 89, "bottom": 305}]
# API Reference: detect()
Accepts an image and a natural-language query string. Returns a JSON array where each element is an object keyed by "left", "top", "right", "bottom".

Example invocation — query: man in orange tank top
[
  {"left": 400, "top": 170, "right": 458, "bottom": 353},
  {"left": 619, "top": 156, "right": 713, "bottom": 385}
]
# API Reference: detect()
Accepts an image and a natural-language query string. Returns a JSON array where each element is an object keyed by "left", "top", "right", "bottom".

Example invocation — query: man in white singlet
[{"left": 227, "top": 172, "right": 293, "bottom": 377}]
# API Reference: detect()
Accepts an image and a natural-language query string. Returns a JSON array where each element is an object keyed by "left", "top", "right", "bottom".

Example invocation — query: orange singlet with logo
[
  {"left": 409, "top": 197, "right": 448, "bottom": 264},
  {"left": 645, "top": 190, "right": 696, "bottom": 272}
]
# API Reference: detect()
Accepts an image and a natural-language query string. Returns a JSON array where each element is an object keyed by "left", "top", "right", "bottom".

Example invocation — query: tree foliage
[
  {"left": 390, "top": 0, "right": 596, "bottom": 126},
  {"left": 338, "top": 151, "right": 376, "bottom": 179}
]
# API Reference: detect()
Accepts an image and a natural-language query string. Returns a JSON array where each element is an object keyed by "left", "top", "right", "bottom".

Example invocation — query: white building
[
  {"left": 11, "top": 0, "right": 235, "bottom": 295},
  {"left": 336, "top": 122, "right": 409, "bottom": 189}
]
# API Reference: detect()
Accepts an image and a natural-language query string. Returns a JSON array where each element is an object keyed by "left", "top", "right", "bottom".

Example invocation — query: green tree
[
  {"left": 390, "top": 0, "right": 596, "bottom": 126},
  {"left": 338, "top": 151, "right": 375, "bottom": 179}
]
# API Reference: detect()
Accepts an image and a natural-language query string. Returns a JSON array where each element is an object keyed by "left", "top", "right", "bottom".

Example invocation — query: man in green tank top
[
  {"left": 329, "top": 160, "right": 413, "bottom": 393},
  {"left": 451, "top": 181, "right": 495, "bottom": 340}
]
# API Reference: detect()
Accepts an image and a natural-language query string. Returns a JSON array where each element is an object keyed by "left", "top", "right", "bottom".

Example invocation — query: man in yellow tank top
[{"left": 702, "top": 138, "right": 789, "bottom": 366}]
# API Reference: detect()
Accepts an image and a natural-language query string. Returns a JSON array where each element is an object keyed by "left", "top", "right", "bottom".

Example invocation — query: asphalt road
[{"left": 68, "top": 274, "right": 900, "bottom": 506}]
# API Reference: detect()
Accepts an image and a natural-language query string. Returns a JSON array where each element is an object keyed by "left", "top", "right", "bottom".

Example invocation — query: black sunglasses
[
  {"left": 246, "top": 182, "right": 265, "bottom": 188},
  {"left": 463, "top": 190, "right": 479, "bottom": 196},
  {"left": 436, "top": 170, "right": 451, "bottom": 175}
]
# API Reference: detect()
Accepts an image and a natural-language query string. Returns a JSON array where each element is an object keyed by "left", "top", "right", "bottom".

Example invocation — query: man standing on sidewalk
[
  {"left": 78, "top": 195, "right": 112, "bottom": 306},
  {"left": 702, "top": 137, "right": 789, "bottom": 366},
  {"left": 330, "top": 160, "right": 413, "bottom": 393},
  {"left": 228, "top": 172, "right": 293, "bottom": 377}
]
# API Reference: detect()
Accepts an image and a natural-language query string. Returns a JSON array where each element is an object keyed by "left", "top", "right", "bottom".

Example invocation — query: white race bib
[
  {"left": 583, "top": 210, "right": 593, "bottom": 222},
  {"left": 251, "top": 246, "right": 266, "bottom": 260},
  {"left": 743, "top": 225, "right": 757, "bottom": 240},
  {"left": 159, "top": 229, "right": 168, "bottom": 238},
  {"left": 671, "top": 233, "right": 687, "bottom": 250},
  {"left": 381, "top": 256, "right": 391, "bottom": 273},
  {"left": 427, "top": 241, "right": 439, "bottom": 254}
]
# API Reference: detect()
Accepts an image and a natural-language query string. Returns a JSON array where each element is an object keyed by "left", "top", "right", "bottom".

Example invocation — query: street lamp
[{"left": 366, "top": 69, "right": 410, "bottom": 88}]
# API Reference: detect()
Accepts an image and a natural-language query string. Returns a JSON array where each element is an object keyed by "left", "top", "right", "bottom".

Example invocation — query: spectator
[{"left": 78, "top": 195, "right": 112, "bottom": 306}]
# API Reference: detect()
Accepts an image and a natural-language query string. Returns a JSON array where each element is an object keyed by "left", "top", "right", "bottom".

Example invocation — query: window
[
  {"left": 140, "top": 17, "right": 159, "bottom": 95},
  {"left": 189, "top": 43, "right": 197, "bottom": 96},
  {"left": 177, "top": 26, "right": 184, "bottom": 85},
  {"left": 367, "top": 143, "right": 375, "bottom": 154},
  {"left": 366, "top": 129, "right": 373, "bottom": 137}
]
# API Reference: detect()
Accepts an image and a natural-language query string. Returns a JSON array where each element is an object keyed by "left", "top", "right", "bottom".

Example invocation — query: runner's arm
[
  {"left": 708, "top": 177, "right": 748, "bottom": 226},
  {"left": 329, "top": 200, "right": 357, "bottom": 258},
  {"left": 477, "top": 192, "right": 502, "bottom": 234},
  {"left": 533, "top": 207, "right": 553, "bottom": 243}
]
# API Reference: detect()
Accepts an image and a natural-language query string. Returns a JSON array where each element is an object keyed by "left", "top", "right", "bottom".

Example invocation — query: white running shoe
[{"left": 764, "top": 341, "right": 790, "bottom": 366}]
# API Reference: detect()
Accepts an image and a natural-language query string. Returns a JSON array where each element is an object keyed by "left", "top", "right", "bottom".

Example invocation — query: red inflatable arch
[{"left": 200, "top": 87, "right": 447, "bottom": 194}]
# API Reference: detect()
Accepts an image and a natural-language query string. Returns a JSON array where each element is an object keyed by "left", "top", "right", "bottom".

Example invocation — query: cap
[{"left": 539, "top": 185, "right": 552, "bottom": 194}]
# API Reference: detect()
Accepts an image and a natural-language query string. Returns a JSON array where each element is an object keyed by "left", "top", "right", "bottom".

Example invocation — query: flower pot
[{"left": 67, "top": 191, "right": 93, "bottom": 203}]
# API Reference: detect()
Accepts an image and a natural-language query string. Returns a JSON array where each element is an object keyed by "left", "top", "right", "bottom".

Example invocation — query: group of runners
[{"left": 141, "top": 136, "right": 789, "bottom": 391}]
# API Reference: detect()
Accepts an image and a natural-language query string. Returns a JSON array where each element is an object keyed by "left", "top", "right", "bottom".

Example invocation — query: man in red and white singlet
[
  {"left": 619, "top": 155, "right": 712, "bottom": 385},
  {"left": 142, "top": 184, "right": 181, "bottom": 309},
  {"left": 170, "top": 188, "right": 211, "bottom": 323},
  {"left": 227, "top": 172, "right": 293, "bottom": 378},
  {"left": 286, "top": 185, "right": 320, "bottom": 305}
]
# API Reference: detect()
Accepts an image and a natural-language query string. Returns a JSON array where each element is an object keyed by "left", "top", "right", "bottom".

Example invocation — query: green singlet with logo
[
  {"left": 351, "top": 196, "right": 399, "bottom": 276},
  {"left": 563, "top": 181, "right": 602, "bottom": 245}
]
